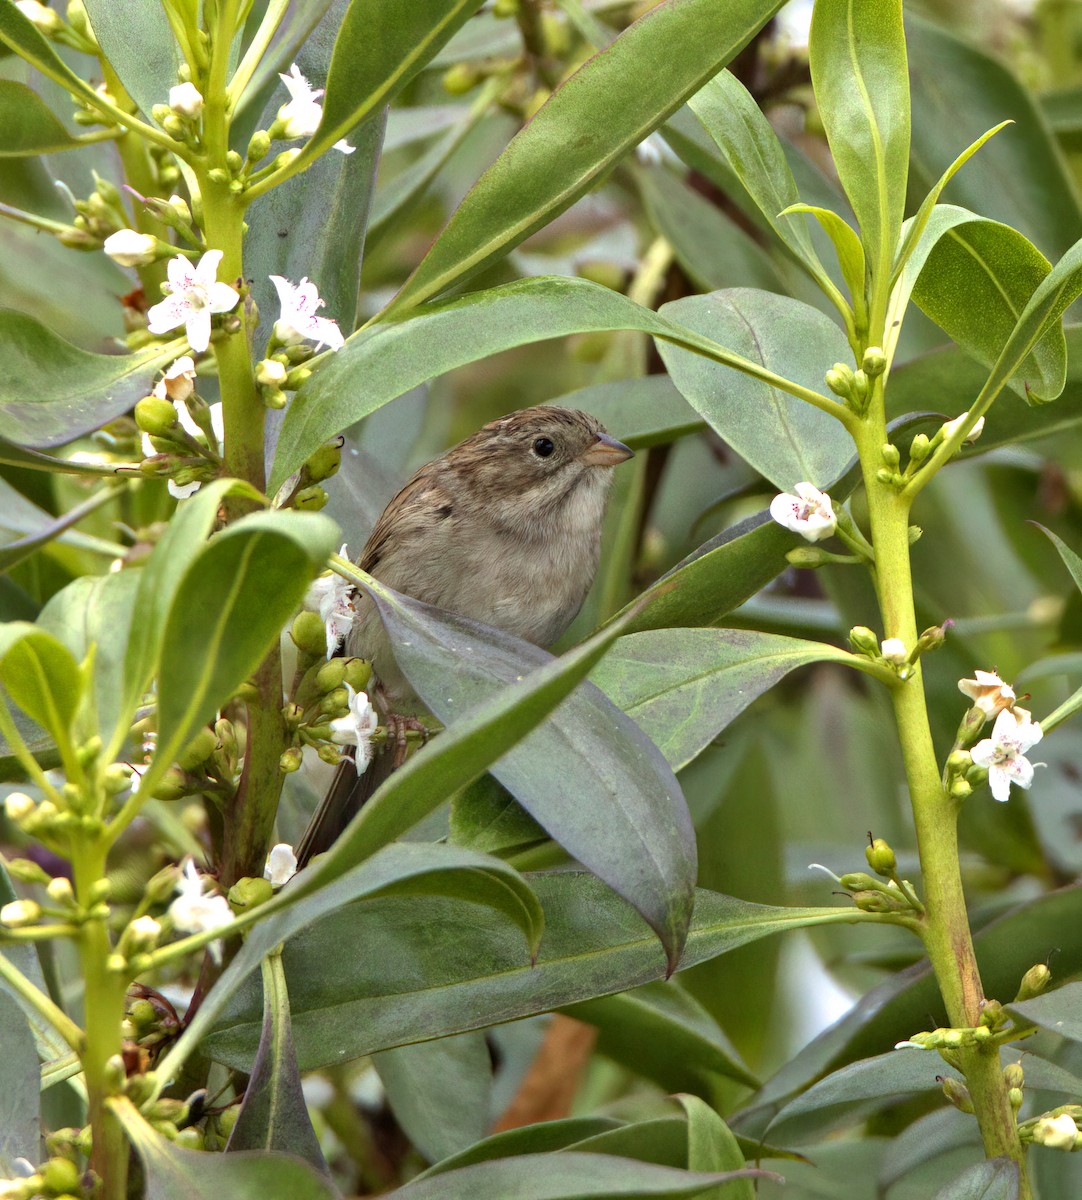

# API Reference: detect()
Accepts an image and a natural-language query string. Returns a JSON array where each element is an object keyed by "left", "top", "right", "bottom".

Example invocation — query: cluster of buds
[
  {"left": 275, "top": 437, "right": 343, "bottom": 511},
  {"left": 825, "top": 346, "right": 884, "bottom": 415},
  {"left": 848, "top": 624, "right": 949, "bottom": 681},
  {"left": 3, "top": 774, "right": 121, "bottom": 855},
  {"left": 0, "top": 1152, "right": 91, "bottom": 1200},
  {"left": 54, "top": 172, "right": 133, "bottom": 252},
  {"left": 127, "top": 717, "right": 238, "bottom": 807},
  {"left": 885, "top": 411, "right": 986, "bottom": 490},
  {"left": 119, "top": 1064, "right": 204, "bottom": 1145},
  {"left": 134, "top": 356, "right": 224, "bottom": 499},
  {"left": 121, "top": 984, "right": 181, "bottom": 1071},
  {"left": 16, "top": 0, "right": 97, "bottom": 52},
  {"left": 949, "top": 670, "right": 1044, "bottom": 803},
  {"left": 150, "top": 67, "right": 205, "bottom": 145},
  {"left": 1021, "top": 1108, "right": 1082, "bottom": 1151},
  {"left": 0, "top": 855, "right": 111, "bottom": 936}
]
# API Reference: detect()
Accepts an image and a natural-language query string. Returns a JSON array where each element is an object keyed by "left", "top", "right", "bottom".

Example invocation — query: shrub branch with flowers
[{"left": 1, "top": 0, "right": 1082, "bottom": 1198}]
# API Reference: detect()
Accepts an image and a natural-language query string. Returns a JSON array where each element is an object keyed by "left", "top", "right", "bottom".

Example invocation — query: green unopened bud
[
  {"left": 280, "top": 745, "right": 304, "bottom": 773},
  {"left": 151, "top": 765, "right": 188, "bottom": 802},
  {"left": 177, "top": 727, "right": 218, "bottom": 771},
  {"left": 273, "top": 149, "right": 301, "bottom": 171},
  {"left": 493, "top": 0, "right": 519, "bottom": 13},
  {"left": 1004, "top": 1062, "right": 1025, "bottom": 1090},
  {"left": 247, "top": 129, "right": 271, "bottom": 162},
  {"left": 950, "top": 778, "right": 972, "bottom": 801},
  {"left": 825, "top": 367, "right": 851, "bottom": 397},
  {"left": 785, "top": 546, "right": 829, "bottom": 568},
  {"left": 225, "top": 150, "right": 243, "bottom": 175},
  {"left": 40, "top": 1157, "right": 81, "bottom": 1194},
  {"left": 135, "top": 396, "right": 179, "bottom": 438},
  {"left": 442, "top": 63, "right": 480, "bottom": 95},
  {"left": 851, "top": 369, "right": 869, "bottom": 399},
  {"left": 104, "top": 763, "right": 135, "bottom": 794},
  {"left": 256, "top": 358, "right": 288, "bottom": 388},
  {"left": 18, "top": 0, "right": 63, "bottom": 34},
  {"left": 908, "top": 525, "right": 923, "bottom": 544},
  {"left": 1009, "top": 1087, "right": 1024, "bottom": 1111},
  {"left": 46, "top": 876, "right": 75, "bottom": 906},
  {"left": 876, "top": 467, "right": 897, "bottom": 486},
  {"left": 317, "top": 742, "right": 343, "bottom": 765},
  {"left": 848, "top": 626, "right": 880, "bottom": 657},
  {"left": 294, "top": 484, "right": 328, "bottom": 511},
  {"left": 1016, "top": 963, "right": 1052, "bottom": 1002},
  {"left": 304, "top": 440, "right": 342, "bottom": 483},
  {"left": 1, "top": 899, "right": 42, "bottom": 927},
  {"left": 861, "top": 346, "right": 887, "bottom": 377},
  {"left": 263, "top": 387, "right": 287, "bottom": 409},
  {"left": 320, "top": 686, "right": 349, "bottom": 716},
  {"left": 916, "top": 623, "right": 949, "bottom": 654},
  {"left": 104, "top": 1054, "right": 126, "bottom": 1093},
  {"left": 150, "top": 1098, "right": 190, "bottom": 1125},
  {"left": 285, "top": 366, "right": 312, "bottom": 389},
  {"left": 881, "top": 443, "right": 900, "bottom": 468},
  {"left": 980, "top": 999, "right": 1006, "bottom": 1029},
  {"left": 4, "top": 791, "right": 37, "bottom": 823},
  {"left": 162, "top": 114, "right": 186, "bottom": 138},
  {"left": 89, "top": 878, "right": 111, "bottom": 904},
  {"left": 174, "top": 1127, "right": 204, "bottom": 1150},
  {"left": 128, "top": 998, "right": 157, "bottom": 1029},
  {"left": 207, "top": 167, "right": 230, "bottom": 185},
  {"left": 228, "top": 876, "right": 273, "bottom": 913},
  {"left": 343, "top": 658, "right": 372, "bottom": 693},
  {"left": 5, "top": 858, "right": 50, "bottom": 884},
  {"left": 316, "top": 658, "right": 347, "bottom": 693},
  {"left": 909, "top": 433, "right": 930, "bottom": 462},
  {"left": 839, "top": 872, "right": 880, "bottom": 892},
  {"left": 941, "top": 1076, "right": 974, "bottom": 1114},
  {"left": 865, "top": 838, "right": 897, "bottom": 877}
]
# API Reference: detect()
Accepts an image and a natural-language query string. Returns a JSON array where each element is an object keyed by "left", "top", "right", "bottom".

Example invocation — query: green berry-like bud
[
  {"left": 950, "top": 778, "right": 972, "bottom": 801},
  {"left": 1004, "top": 1062, "right": 1025, "bottom": 1090},
  {"left": 865, "top": 838, "right": 897, "bottom": 877},
  {"left": 304, "top": 440, "right": 342, "bottom": 483},
  {"left": 291, "top": 610, "right": 328, "bottom": 658},
  {"left": 852, "top": 369, "right": 869, "bottom": 398},
  {"left": 1016, "top": 963, "right": 1052, "bottom": 1002},
  {"left": 493, "top": 0, "right": 519, "bottom": 14},
  {"left": 909, "top": 433, "right": 930, "bottom": 462},
  {"left": 129, "top": 998, "right": 157, "bottom": 1029},
  {"left": 1008, "top": 1087, "right": 1024, "bottom": 1111},
  {"left": 0, "top": 899, "right": 41, "bottom": 927},
  {"left": 174, "top": 1127, "right": 204, "bottom": 1150},
  {"left": 848, "top": 626, "right": 881, "bottom": 657},
  {"left": 89, "top": 878, "right": 112, "bottom": 904},
  {"left": 316, "top": 658, "right": 347, "bottom": 693},
  {"left": 46, "top": 876, "right": 75, "bottom": 906},
  {"left": 785, "top": 547, "right": 828, "bottom": 568},
  {"left": 280, "top": 746, "right": 303, "bottom": 773},
  {"left": 135, "top": 397, "right": 179, "bottom": 438},
  {"left": 228, "top": 876, "right": 273, "bottom": 913},
  {"left": 294, "top": 484, "right": 328, "bottom": 511},
  {"left": 861, "top": 346, "right": 887, "bottom": 377},
  {"left": 317, "top": 742, "right": 342, "bottom": 765},
  {"left": 941, "top": 1076, "right": 974, "bottom": 1114},
  {"left": 207, "top": 167, "right": 230, "bottom": 185},
  {"left": 177, "top": 727, "right": 218, "bottom": 771},
  {"left": 343, "top": 658, "right": 372, "bottom": 693},
  {"left": 152, "top": 766, "right": 189, "bottom": 802},
  {"left": 226, "top": 150, "right": 243, "bottom": 174},
  {"left": 881, "top": 443, "right": 900, "bottom": 468},
  {"left": 41, "top": 1157, "right": 82, "bottom": 1194},
  {"left": 980, "top": 999, "right": 1006, "bottom": 1028},
  {"left": 825, "top": 368, "right": 850, "bottom": 397},
  {"left": 5, "top": 858, "right": 50, "bottom": 884},
  {"left": 247, "top": 130, "right": 271, "bottom": 162},
  {"left": 442, "top": 63, "right": 480, "bottom": 95},
  {"left": 839, "top": 871, "right": 880, "bottom": 892}
]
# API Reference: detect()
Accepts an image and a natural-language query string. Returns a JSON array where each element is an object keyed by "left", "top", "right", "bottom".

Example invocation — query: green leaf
[
  {"left": 781, "top": 204, "right": 866, "bottom": 322},
  {"left": 908, "top": 14, "right": 1082, "bottom": 260},
  {"left": 549, "top": 376, "right": 704, "bottom": 450},
  {"left": 271, "top": 275, "right": 813, "bottom": 493},
  {"left": 155, "top": 510, "right": 338, "bottom": 765},
  {"left": 809, "top": 0, "right": 909, "bottom": 304},
  {"left": 0, "top": 0, "right": 110, "bottom": 112},
  {"left": 352, "top": 578, "right": 696, "bottom": 971},
  {"left": 929, "top": 1160, "right": 1020, "bottom": 1200},
  {"left": 0, "top": 80, "right": 79, "bottom": 155},
  {"left": 590, "top": 629, "right": 861, "bottom": 771},
  {"left": 0, "top": 622, "right": 81, "bottom": 745},
  {"left": 910, "top": 215, "right": 1064, "bottom": 403},
  {"left": 1028, "top": 527, "right": 1082, "bottom": 733},
  {"left": 656, "top": 290, "right": 853, "bottom": 490},
  {"left": 411, "top": 1118, "right": 624, "bottom": 1179},
  {"left": 686, "top": 71, "right": 832, "bottom": 294},
  {"left": 566, "top": 980, "right": 759, "bottom": 1093},
  {"left": 113, "top": 1097, "right": 337, "bottom": 1200},
  {"left": 385, "top": 0, "right": 784, "bottom": 313},
  {"left": 202, "top": 873, "right": 870, "bottom": 1070},
  {"left": 0, "top": 476, "right": 123, "bottom": 571},
  {"left": 163, "top": 843, "right": 547, "bottom": 1082},
  {"left": 225, "top": 954, "right": 327, "bottom": 1170},
  {"left": 1010, "top": 981, "right": 1082, "bottom": 1044},
  {"left": 449, "top": 775, "right": 547, "bottom": 856},
  {"left": 0, "top": 990, "right": 38, "bottom": 1171},
  {"left": 0, "top": 309, "right": 174, "bottom": 449},
  {"left": 392, "top": 1153, "right": 767, "bottom": 1199},
  {"left": 677, "top": 1096, "right": 753, "bottom": 1200},
  {"left": 285, "top": 0, "right": 484, "bottom": 171},
  {"left": 82, "top": 0, "right": 179, "bottom": 121},
  {"left": 374, "top": 1032, "right": 492, "bottom": 1164}
]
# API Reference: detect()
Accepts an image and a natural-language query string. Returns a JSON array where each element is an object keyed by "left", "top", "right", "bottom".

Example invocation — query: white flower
[
  {"left": 330, "top": 685, "right": 379, "bottom": 773},
  {"left": 264, "top": 843, "right": 298, "bottom": 888},
  {"left": 4, "top": 791, "right": 36, "bottom": 822},
  {"left": 970, "top": 707, "right": 1044, "bottom": 802},
  {"left": 0, "top": 899, "right": 41, "bottom": 927},
  {"left": 146, "top": 250, "right": 240, "bottom": 353},
  {"left": 942, "top": 411, "right": 985, "bottom": 444},
  {"left": 770, "top": 483, "right": 837, "bottom": 542},
  {"left": 168, "top": 858, "right": 233, "bottom": 959},
  {"left": 127, "top": 915, "right": 162, "bottom": 951},
  {"left": 880, "top": 638, "right": 909, "bottom": 664},
  {"left": 152, "top": 355, "right": 197, "bottom": 403},
  {"left": 169, "top": 82, "right": 204, "bottom": 119},
  {"left": 958, "top": 670, "right": 1016, "bottom": 717},
  {"left": 269, "top": 274, "right": 345, "bottom": 351},
  {"left": 305, "top": 554, "right": 356, "bottom": 656},
  {"left": 1032, "top": 1112, "right": 1078, "bottom": 1150},
  {"left": 104, "top": 229, "right": 159, "bottom": 267},
  {"left": 16, "top": 0, "right": 60, "bottom": 33},
  {"left": 275, "top": 64, "right": 354, "bottom": 152}
]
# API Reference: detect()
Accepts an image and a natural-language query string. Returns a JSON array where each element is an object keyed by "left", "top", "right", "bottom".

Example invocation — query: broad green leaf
[
  {"left": 202, "top": 873, "right": 872, "bottom": 1070},
  {"left": 449, "top": 774, "right": 546, "bottom": 856},
  {"left": 566, "top": 980, "right": 759, "bottom": 1092},
  {"left": 910, "top": 216, "right": 1064, "bottom": 403},
  {"left": 908, "top": 14, "right": 1082, "bottom": 260},
  {"left": 0, "top": 0, "right": 110, "bottom": 112},
  {"left": 879, "top": 1109, "right": 981, "bottom": 1193},
  {"left": 353, "top": 578, "right": 696, "bottom": 971},
  {"left": 392, "top": 1152, "right": 768, "bottom": 1199},
  {"left": 0, "top": 476, "right": 123, "bottom": 570},
  {"left": 1010, "top": 981, "right": 1082, "bottom": 1043},
  {"left": 385, "top": 0, "right": 784, "bottom": 313},
  {"left": 677, "top": 1096, "right": 753, "bottom": 1200},
  {"left": 638, "top": 163, "right": 792, "bottom": 296},
  {"left": 38, "top": 569, "right": 140, "bottom": 747},
  {"left": 551, "top": 376, "right": 704, "bottom": 450},
  {"left": 0, "top": 80, "right": 79, "bottom": 155},
  {"left": 929, "top": 1160, "right": 1020, "bottom": 1200},
  {"left": 781, "top": 204, "right": 866, "bottom": 322},
  {"left": 656, "top": 290, "right": 853, "bottom": 490},
  {"left": 0, "top": 990, "right": 37, "bottom": 1170},
  {"left": 271, "top": 0, "right": 485, "bottom": 178},
  {"left": 225, "top": 954, "right": 327, "bottom": 1170},
  {"left": 159, "top": 843, "right": 547, "bottom": 1086},
  {"left": 113, "top": 1097, "right": 337, "bottom": 1200},
  {"left": 271, "top": 275, "right": 823, "bottom": 491},
  {"left": 82, "top": 0, "right": 179, "bottom": 121},
  {"left": 590, "top": 629, "right": 865, "bottom": 771},
  {"left": 374, "top": 1032, "right": 492, "bottom": 1164},
  {"left": 0, "top": 309, "right": 174, "bottom": 449},
  {"left": 0, "top": 623, "right": 80, "bottom": 745},
  {"left": 412, "top": 1118, "right": 624, "bottom": 1179},
  {"left": 155, "top": 510, "right": 338, "bottom": 765},
  {"left": 564, "top": 1120, "right": 689, "bottom": 1171},
  {"left": 809, "top": 0, "right": 909, "bottom": 309}
]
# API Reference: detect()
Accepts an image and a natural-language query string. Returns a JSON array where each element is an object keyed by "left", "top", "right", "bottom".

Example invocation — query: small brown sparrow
[{"left": 296, "top": 405, "right": 634, "bottom": 864}]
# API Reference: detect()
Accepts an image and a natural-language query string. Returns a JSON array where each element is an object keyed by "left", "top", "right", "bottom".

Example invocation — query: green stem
[{"left": 854, "top": 384, "right": 1031, "bottom": 1192}]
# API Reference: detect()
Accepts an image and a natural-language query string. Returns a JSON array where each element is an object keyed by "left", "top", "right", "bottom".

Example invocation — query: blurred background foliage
[{"left": 3, "top": 0, "right": 1082, "bottom": 1194}]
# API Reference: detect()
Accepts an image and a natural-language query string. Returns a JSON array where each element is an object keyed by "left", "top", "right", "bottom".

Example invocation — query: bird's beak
[{"left": 580, "top": 432, "right": 634, "bottom": 466}]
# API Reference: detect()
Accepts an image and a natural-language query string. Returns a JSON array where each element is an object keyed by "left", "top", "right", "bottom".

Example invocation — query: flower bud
[
  {"left": 825, "top": 367, "right": 851, "bottom": 397},
  {"left": 126, "top": 916, "right": 162, "bottom": 952},
  {"left": 1009, "top": 1087, "right": 1024, "bottom": 1110},
  {"left": 941, "top": 1076, "right": 974, "bottom": 1113},
  {"left": 908, "top": 525, "right": 923, "bottom": 544},
  {"left": 40, "top": 1157, "right": 81, "bottom": 1194},
  {"left": 848, "top": 626, "right": 880, "bottom": 657},
  {"left": 1, "top": 899, "right": 41, "bottom": 927},
  {"left": 5, "top": 791, "right": 37, "bottom": 823},
  {"left": 280, "top": 746, "right": 303, "bottom": 773},
  {"left": 950, "top": 778, "right": 972, "bottom": 801},
  {"left": 861, "top": 346, "right": 887, "bottom": 377},
  {"left": 317, "top": 742, "right": 343, "bottom": 765},
  {"left": 294, "top": 484, "right": 328, "bottom": 511},
  {"left": 1016, "top": 963, "right": 1052, "bottom": 1002},
  {"left": 916, "top": 623, "right": 950, "bottom": 654},
  {"left": 228, "top": 876, "right": 273, "bottom": 913},
  {"left": 177, "top": 726, "right": 218, "bottom": 771},
  {"left": 442, "top": 63, "right": 480, "bottom": 95},
  {"left": 135, "top": 397, "right": 179, "bottom": 439},
  {"left": 851, "top": 369, "right": 869, "bottom": 400},
  {"left": 46, "top": 876, "right": 75, "bottom": 906},
  {"left": 494, "top": 0, "right": 519, "bottom": 13},
  {"left": 1004, "top": 1062, "right": 1025, "bottom": 1090},
  {"left": 247, "top": 129, "right": 271, "bottom": 162},
  {"left": 980, "top": 999, "right": 1006, "bottom": 1029},
  {"left": 880, "top": 637, "right": 909, "bottom": 665},
  {"left": 104, "top": 229, "right": 160, "bottom": 268},
  {"left": 5, "top": 858, "right": 50, "bottom": 885},
  {"left": 304, "top": 440, "right": 343, "bottom": 483},
  {"left": 174, "top": 1127, "right": 204, "bottom": 1150},
  {"left": 169, "top": 82, "right": 204, "bottom": 119},
  {"left": 909, "top": 433, "right": 930, "bottom": 462},
  {"left": 1031, "top": 1113, "right": 1079, "bottom": 1150},
  {"left": 343, "top": 658, "right": 372, "bottom": 693},
  {"left": 226, "top": 150, "right": 244, "bottom": 174},
  {"left": 17, "top": 0, "right": 62, "bottom": 34},
  {"left": 316, "top": 658, "right": 347, "bottom": 693},
  {"left": 865, "top": 838, "right": 897, "bottom": 877},
  {"left": 256, "top": 358, "right": 288, "bottom": 388},
  {"left": 785, "top": 546, "right": 828, "bottom": 568},
  {"left": 292, "top": 610, "right": 328, "bottom": 657},
  {"left": 881, "top": 443, "right": 900, "bottom": 468}
]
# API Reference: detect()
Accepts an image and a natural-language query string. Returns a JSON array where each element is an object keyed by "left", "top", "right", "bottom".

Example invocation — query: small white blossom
[
  {"left": 256, "top": 357, "right": 288, "bottom": 387},
  {"left": 104, "top": 229, "right": 159, "bottom": 267},
  {"left": 269, "top": 274, "right": 345, "bottom": 351},
  {"left": 305, "top": 553, "right": 356, "bottom": 656},
  {"left": 970, "top": 707, "right": 1044, "bottom": 802},
  {"left": 146, "top": 249, "right": 240, "bottom": 353},
  {"left": 880, "top": 638, "right": 909, "bottom": 664},
  {"left": 264, "top": 843, "right": 298, "bottom": 889},
  {"left": 942, "top": 411, "right": 985, "bottom": 444},
  {"left": 168, "top": 858, "right": 233, "bottom": 959},
  {"left": 16, "top": 0, "right": 60, "bottom": 33},
  {"left": 770, "top": 483, "right": 837, "bottom": 542},
  {"left": 958, "top": 670, "right": 1016, "bottom": 717},
  {"left": 330, "top": 685, "right": 379, "bottom": 773},
  {"left": 152, "top": 355, "right": 197, "bottom": 403},
  {"left": 275, "top": 64, "right": 354, "bottom": 153},
  {"left": 127, "top": 915, "right": 162, "bottom": 950},
  {"left": 4, "top": 791, "right": 36, "bottom": 822},
  {"left": 1032, "top": 1113, "right": 1078, "bottom": 1150},
  {"left": 0, "top": 899, "right": 41, "bottom": 928},
  {"left": 169, "top": 82, "right": 204, "bottom": 119}
]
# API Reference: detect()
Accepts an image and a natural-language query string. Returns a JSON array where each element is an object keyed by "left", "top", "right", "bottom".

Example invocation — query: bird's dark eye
[{"left": 532, "top": 436, "right": 555, "bottom": 458}]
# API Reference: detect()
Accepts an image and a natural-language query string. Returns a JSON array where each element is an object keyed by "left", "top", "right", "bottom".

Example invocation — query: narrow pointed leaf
[
  {"left": 781, "top": 204, "right": 866, "bottom": 317},
  {"left": 0, "top": 80, "right": 79, "bottom": 155},
  {"left": 0, "top": 623, "right": 81, "bottom": 743},
  {"left": 929, "top": 1159, "right": 1020, "bottom": 1200},
  {"left": 677, "top": 1096, "right": 753, "bottom": 1200},
  {"left": 0, "top": 0, "right": 111, "bottom": 111}
]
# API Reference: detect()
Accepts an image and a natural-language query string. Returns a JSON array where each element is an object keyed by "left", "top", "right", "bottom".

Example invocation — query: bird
[{"left": 295, "top": 405, "right": 634, "bottom": 865}]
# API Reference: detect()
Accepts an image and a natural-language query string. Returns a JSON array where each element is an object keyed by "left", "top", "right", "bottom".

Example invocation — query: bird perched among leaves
[{"left": 296, "top": 405, "right": 634, "bottom": 865}]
